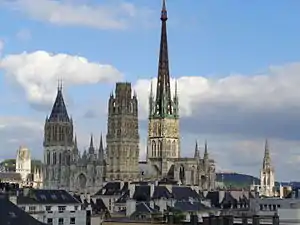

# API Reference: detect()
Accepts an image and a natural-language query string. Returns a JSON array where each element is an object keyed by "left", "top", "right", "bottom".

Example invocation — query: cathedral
[
  {"left": 142, "top": 0, "right": 215, "bottom": 189},
  {"left": 42, "top": 0, "right": 216, "bottom": 193}
]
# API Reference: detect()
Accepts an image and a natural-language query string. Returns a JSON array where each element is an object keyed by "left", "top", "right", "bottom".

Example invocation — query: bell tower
[{"left": 43, "top": 83, "right": 73, "bottom": 189}]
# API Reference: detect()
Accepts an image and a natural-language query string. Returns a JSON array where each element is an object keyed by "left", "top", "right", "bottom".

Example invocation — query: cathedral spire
[
  {"left": 204, "top": 140, "right": 209, "bottom": 160},
  {"left": 48, "top": 83, "right": 69, "bottom": 122},
  {"left": 88, "top": 134, "right": 95, "bottom": 154},
  {"left": 73, "top": 134, "right": 78, "bottom": 153},
  {"left": 194, "top": 140, "right": 200, "bottom": 158},
  {"left": 263, "top": 139, "right": 271, "bottom": 168},
  {"left": 153, "top": 0, "right": 174, "bottom": 118},
  {"left": 98, "top": 133, "right": 104, "bottom": 161}
]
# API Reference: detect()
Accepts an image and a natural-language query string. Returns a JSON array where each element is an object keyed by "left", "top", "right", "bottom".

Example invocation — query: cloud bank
[
  {"left": 1, "top": 49, "right": 300, "bottom": 180},
  {"left": 1, "top": 0, "right": 153, "bottom": 30},
  {"left": 0, "top": 51, "right": 122, "bottom": 106}
]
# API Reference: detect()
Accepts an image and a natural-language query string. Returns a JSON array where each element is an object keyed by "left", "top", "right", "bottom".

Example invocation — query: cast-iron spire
[
  {"left": 154, "top": 0, "right": 173, "bottom": 118},
  {"left": 194, "top": 140, "right": 200, "bottom": 158}
]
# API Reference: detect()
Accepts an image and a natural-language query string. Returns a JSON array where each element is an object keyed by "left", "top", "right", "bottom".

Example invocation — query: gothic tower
[
  {"left": 106, "top": 82, "right": 140, "bottom": 180},
  {"left": 147, "top": 0, "right": 180, "bottom": 177},
  {"left": 260, "top": 139, "right": 275, "bottom": 197},
  {"left": 43, "top": 84, "right": 73, "bottom": 189}
]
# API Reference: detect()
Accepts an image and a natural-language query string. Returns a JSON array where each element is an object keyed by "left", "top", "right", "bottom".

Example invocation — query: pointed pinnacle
[
  {"left": 99, "top": 133, "right": 103, "bottom": 150},
  {"left": 161, "top": 0, "right": 167, "bottom": 20},
  {"left": 90, "top": 134, "right": 94, "bottom": 147}
]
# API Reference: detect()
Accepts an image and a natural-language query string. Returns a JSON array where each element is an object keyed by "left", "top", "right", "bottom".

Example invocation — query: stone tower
[
  {"left": 43, "top": 84, "right": 73, "bottom": 189},
  {"left": 260, "top": 139, "right": 275, "bottom": 197},
  {"left": 16, "top": 146, "right": 31, "bottom": 182},
  {"left": 147, "top": 0, "right": 180, "bottom": 178},
  {"left": 106, "top": 82, "right": 140, "bottom": 180}
]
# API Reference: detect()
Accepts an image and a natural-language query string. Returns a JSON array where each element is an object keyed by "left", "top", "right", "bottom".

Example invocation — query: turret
[
  {"left": 194, "top": 140, "right": 200, "bottom": 159},
  {"left": 88, "top": 134, "right": 95, "bottom": 154},
  {"left": 98, "top": 133, "right": 104, "bottom": 162}
]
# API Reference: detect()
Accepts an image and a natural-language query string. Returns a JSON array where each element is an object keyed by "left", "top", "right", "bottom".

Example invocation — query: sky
[{"left": 0, "top": 0, "right": 300, "bottom": 181}]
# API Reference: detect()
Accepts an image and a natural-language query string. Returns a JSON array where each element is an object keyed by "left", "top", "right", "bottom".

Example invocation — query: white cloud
[
  {"left": 2, "top": 0, "right": 152, "bottom": 30},
  {"left": 134, "top": 63, "right": 300, "bottom": 120},
  {"left": 0, "top": 50, "right": 122, "bottom": 106},
  {"left": 16, "top": 28, "right": 32, "bottom": 41}
]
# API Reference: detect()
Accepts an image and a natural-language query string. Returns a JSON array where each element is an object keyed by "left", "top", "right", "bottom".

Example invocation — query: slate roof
[
  {"left": 0, "top": 195, "right": 46, "bottom": 225},
  {"left": 205, "top": 191, "right": 220, "bottom": 207},
  {"left": 0, "top": 172, "right": 22, "bottom": 181},
  {"left": 172, "top": 201, "right": 210, "bottom": 212},
  {"left": 130, "top": 202, "right": 158, "bottom": 217},
  {"left": 17, "top": 189, "right": 81, "bottom": 205},
  {"left": 172, "top": 186, "right": 200, "bottom": 200},
  {"left": 91, "top": 198, "right": 108, "bottom": 213},
  {"left": 48, "top": 87, "right": 70, "bottom": 122},
  {"left": 94, "top": 182, "right": 128, "bottom": 196},
  {"left": 115, "top": 190, "right": 129, "bottom": 204},
  {"left": 152, "top": 186, "right": 173, "bottom": 199},
  {"left": 116, "top": 185, "right": 204, "bottom": 204},
  {"left": 220, "top": 192, "right": 238, "bottom": 205},
  {"left": 133, "top": 185, "right": 150, "bottom": 201}
]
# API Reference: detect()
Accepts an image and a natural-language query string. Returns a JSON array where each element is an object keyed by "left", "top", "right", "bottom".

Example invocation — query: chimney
[
  {"left": 242, "top": 213, "right": 248, "bottom": 225},
  {"left": 292, "top": 191, "right": 296, "bottom": 199},
  {"left": 129, "top": 183, "right": 135, "bottom": 198},
  {"left": 202, "top": 217, "right": 209, "bottom": 225},
  {"left": 272, "top": 213, "right": 279, "bottom": 225},
  {"left": 86, "top": 193, "right": 91, "bottom": 203},
  {"left": 252, "top": 215, "right": 260, "bottom": 225},
  {"left": 23, "top": 188, "right": 30, "bottom": 197},
  {"left": 126, "top": 199, "right": 136, "bottom": 217},
  {"left": 224, "top": 215, "right": 234, "bottom": 225},
  {"left": 279, "top": 185, "right": 284, "bottom": 198},
  {"left": 150, "top": 184, "right": 155, "bottom": 198},
  {"left": 190, "top": 213, "right": 198, "bottom": 225}
]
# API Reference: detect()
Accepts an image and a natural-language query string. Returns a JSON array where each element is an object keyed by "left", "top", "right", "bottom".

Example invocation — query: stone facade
[{"left": 106, "top": 82, "right": 140, "bottom": 181}]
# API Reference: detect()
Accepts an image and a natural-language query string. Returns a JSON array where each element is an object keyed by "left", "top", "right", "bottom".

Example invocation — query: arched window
[
  {"left": 158, "top": 140, "right": 163, "bottom": 157},
  {"left": 53, "top": 152, "right": 57, "bottom": 165},
  {"left": 152, "top": 141, "right": 156, "bottom": 157},
  {"left": 59, "top": 153, "right": 62, "bottom": 164},
  {"left": 47, "top": 152, "right": 50, "bottom": 165}
]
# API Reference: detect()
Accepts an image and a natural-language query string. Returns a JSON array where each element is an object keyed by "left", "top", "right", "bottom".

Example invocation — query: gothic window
[
  {"left": 152, "top": 141, "right": 156, "bottom": 157},
  {"left": 153, "top": 123, "right": 158, "bottom": 136},
  {"left": 59, "top": 153, "right": 62, "bottom": 164},
  {"left": 58, "top": 128, "right": 61, "bottom": 142},
  {"left": 158, "top": 140, "right": 163, "bottom": 157},
  {"left": 53, "top": 152, "right": 57, "bottom": 165},
  {"left": 172, "top": 140, "right": 176, "bottom": 153},
  {"left": 158, "top": 124, "right": 162, "bottom": 136},
  {"left": 47, "top": 152, "right": 50, "bottom": 165},
  {"left": 46, "top": 128, "right": 51, "bottom": 143}
]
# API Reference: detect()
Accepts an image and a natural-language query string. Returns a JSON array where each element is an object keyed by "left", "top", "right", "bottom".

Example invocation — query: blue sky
[{"left": 1, "top": 0, "right": 300, "bottom": 180}]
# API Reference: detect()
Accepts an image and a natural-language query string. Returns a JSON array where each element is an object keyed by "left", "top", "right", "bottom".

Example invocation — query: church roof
[{"left": 48, "top": 86, "right": 70, "bottom": 122}]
